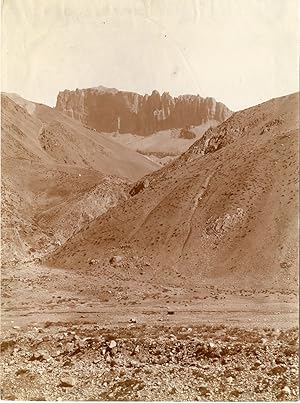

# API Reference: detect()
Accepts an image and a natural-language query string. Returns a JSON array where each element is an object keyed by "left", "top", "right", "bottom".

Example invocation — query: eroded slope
[{"left": 1, "top": 94, "right": 159, "bottom": 265}]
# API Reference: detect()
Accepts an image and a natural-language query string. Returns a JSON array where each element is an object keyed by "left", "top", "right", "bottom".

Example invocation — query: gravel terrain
[{"left": 1, "top": 323, "right": 298, "bottom": 401}]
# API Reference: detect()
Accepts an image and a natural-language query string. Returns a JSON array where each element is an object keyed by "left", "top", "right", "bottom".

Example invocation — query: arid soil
[{"left": 1, "top": 263, "right": 298, "bottom": 401}]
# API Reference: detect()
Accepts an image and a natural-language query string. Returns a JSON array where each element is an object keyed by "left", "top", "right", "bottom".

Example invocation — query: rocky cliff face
[{"left": 56, "top": 86, "right": 232, "bottom": 135}]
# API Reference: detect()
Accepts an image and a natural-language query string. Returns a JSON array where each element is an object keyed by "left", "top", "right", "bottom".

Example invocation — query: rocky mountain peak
[{"left": 56, "top": 85, "right": 232, "bottom": 135}]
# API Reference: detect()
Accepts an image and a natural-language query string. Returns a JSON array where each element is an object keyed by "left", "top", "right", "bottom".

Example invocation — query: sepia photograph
[{"left": 1, "top": 0, "right": 299, "bottom": 401}]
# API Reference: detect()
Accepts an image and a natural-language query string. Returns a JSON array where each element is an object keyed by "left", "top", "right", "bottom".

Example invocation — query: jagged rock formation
[{"left": 56, "top": 86, "right": 232, "bottom": 135}]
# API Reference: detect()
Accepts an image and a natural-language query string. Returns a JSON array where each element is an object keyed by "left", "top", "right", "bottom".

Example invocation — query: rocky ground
[
  {"left": 1, "top": 322, "right": 298, "bottom": 401},
  {"left": 1, "top": 262, "right": 299, "bottom": 401}
]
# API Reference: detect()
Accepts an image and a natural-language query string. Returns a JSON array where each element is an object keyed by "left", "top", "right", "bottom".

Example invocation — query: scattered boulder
[
  {"left": 129, "top": 318, "right": 137, "bottom": 323},
  {"left": 64, "top": 342, "right": 74, "bottom": 353},
  {"left": 59, "top": 376, "right": 76, "bottom": 387},
  {"left": 109, "top": 256, "right": 123, "bottom": 266},
  {"left": 1, "top": 339, "right": 16, "bottom": 352},
  {"left": 269, "top": 365, "right": 287, "bottom": 375},
  {"left": 109, "top": 340, "right": 117, "bottom": 349},
  {"left": 29, "top": 350, "right": 50, "bottom": 362},
  {"left": 282, "top": 386, "right": 291, "bottom": 396},
  {"left": 198, "top": 385, "right": 209, "bottom": 396},
  {"left": 231, "top": 388, "right": 242, "bottom": 397},
  {"left": 129, "top": 178, "right": 150, "bottom": 196},
  {"left": 88, "top": 258, "right": 99, "bottom": 265}
]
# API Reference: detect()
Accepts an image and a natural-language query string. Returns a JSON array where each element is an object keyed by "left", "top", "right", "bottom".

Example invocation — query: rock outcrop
[{"left": 56, "top": 86, "right": 232, "bottom": 135}]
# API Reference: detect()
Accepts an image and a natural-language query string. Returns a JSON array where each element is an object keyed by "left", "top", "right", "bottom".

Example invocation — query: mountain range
[
  {"left": 49, "top": 92, "right": 299, "bottom": 291},
  {"left": 2, "top": 90, "right": 298, "bottom": 293}
]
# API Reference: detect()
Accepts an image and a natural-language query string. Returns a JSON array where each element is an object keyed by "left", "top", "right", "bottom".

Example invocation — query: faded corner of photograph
[{"left": 1, "top": 0, "right": 299, "bottom": 401}]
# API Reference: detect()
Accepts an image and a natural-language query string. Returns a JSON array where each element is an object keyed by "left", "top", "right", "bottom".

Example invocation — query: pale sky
[{"left": 1, "top": 0, "right": 299, "bottom": 111}]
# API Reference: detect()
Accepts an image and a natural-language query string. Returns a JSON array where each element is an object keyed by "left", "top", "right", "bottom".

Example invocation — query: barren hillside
[
  {"left": 48, "top": 92, "right": 299, "bottom": 291},
  {"left": 1, "top": 93, "right": 159, "bottom": 265}
]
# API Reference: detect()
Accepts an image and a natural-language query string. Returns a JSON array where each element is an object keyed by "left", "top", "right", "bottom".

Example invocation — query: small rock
[
  {"left": 60, "top": 376, "right": 76, "bottom": 387},
  {"left": 231, "top": 389, "right": 242, "bottom": 397},
  {"left": 88, "top": 258, "right": 98, "bottom": 265},
  {"left": 270, "top": 365, "right": 287, "bottom": 375},
  {"left": 275, "top": 356, "right": 285, "bottom": 365},
  {"left": 109, "top": 256, "right": 123, "bottom": 266},
  {"left": 62, "top": 359, "right": 72, "bottom": 367},
  {"left": 282, "top": 386, "right": 291, "bottom": 395},
  {"left": 30, "top": 350, "right": 50, "bottom": 362},
  {"left": 167, "top": 310, "right": 175, "bottom": 315},
  {"left": 169, "top": 386, "right": 177, "bottom": 394},
  {"left": 4, "top": 394, "right": 17, "bottom": 400},
  {"left": 15, "top": 368, "right": 30, "bottom": 376},
  {"left": 198, "top": 385, "right": 209, "bottom": 396},
  {"left": 129, "top": 318, "right": 137, "bottom": 323},
  {"left": 64, "top": 342, "right": 74, "bottom": 353},
  {"left": 109, "top": 340, "right": 117, "bottom": 349}
]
